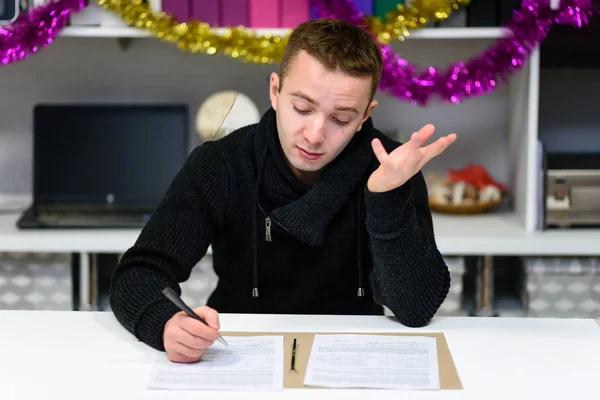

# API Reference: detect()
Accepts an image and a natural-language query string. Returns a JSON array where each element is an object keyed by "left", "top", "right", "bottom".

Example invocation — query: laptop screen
[{"left": 33, "top": 104, "right": 189, "bottom": 208}]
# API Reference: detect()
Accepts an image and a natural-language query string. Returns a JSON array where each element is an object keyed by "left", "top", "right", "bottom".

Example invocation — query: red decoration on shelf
[{"left": 447, "top": 164, "right": 509, "bottom": 191}]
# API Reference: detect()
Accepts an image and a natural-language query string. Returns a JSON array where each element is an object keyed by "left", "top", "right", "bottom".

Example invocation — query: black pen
[
  {"left": 162, "top": 287, "right": 228, "bottom": 346},
  {"left": 290, "top": 338, "right": 297, "bottom": 371}
]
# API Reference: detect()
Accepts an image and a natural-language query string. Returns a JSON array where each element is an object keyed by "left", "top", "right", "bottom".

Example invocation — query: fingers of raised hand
[
  {"left": 406, "top": 134, "right": 422, "bottom": 166},
  {"left": 371, "top": 138, "right": 389, "bottom": 164},
  {"left": 418, "top": 133, "right": 457, "bottom": 168},
  {"left": 415, "top": 124, "right": 435, "bottom": 146}
]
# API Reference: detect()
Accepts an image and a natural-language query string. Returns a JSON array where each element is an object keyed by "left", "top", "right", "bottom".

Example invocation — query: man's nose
[{"left": 304, "top": 118, "right": 325, "bottom": 145}]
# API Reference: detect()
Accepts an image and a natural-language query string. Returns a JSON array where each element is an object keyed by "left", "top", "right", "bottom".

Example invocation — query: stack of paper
[
  {"left": 304, "top": 334, "right": 440, "bottom": 390},
  {"left": 146, "top": 333, "right": 441, "bottom": 391},
  {"left": 147, "top": 336, "right": 284, "bottom": 391}
]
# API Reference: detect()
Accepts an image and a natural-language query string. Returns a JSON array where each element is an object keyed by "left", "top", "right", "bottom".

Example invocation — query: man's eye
[
  {"left": 293, "top": 106, "right": 310, "bottom": 114},
  {"left": 333, "top": 118, "right": 350, "bottom": 126}
]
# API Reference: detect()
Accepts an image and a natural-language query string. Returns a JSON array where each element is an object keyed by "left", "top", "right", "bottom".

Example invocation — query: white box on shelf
[
  {"left": 69, "top": 2, "right": 103, "bottom": 26},
  {"left": 0, "top": 252, "right": 73, "bottom": 311},
  {"left": 523, "top": 257, "right": 600, "bottom": 321}
]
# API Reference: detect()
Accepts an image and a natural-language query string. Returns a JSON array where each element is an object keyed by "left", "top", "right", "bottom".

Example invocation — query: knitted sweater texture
[{"left": 110, "top": 108, "right": 451, "bottom": 351}]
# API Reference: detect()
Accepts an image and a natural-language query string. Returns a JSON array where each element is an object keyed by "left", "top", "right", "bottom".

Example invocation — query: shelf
[
  {"left": 402, "top": 27, "right": 508, "bottom": 39},
  {"left": 432, "top": 212, "right": 600, "bottom": 256},
  {"left": 58, "top": 26, "right": 509, "bottom": 40},
  {"left": 1, "top": 211, "right": 600, "bottom": 256},
  {"left": 60, "top": 26, "right": 152, "bottom": 38},
  {"left": 0, "top": 213, "right": 140, "bottom": 253}
]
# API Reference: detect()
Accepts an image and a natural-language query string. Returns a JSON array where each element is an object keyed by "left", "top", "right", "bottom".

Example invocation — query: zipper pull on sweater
[{"left": 265, "top": 217, "right": 272, "bottom": 242}]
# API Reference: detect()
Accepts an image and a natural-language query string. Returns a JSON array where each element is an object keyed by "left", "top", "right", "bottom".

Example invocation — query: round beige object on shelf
[{"left": 196, "top": 91, "right": 261, "bottom": 141}]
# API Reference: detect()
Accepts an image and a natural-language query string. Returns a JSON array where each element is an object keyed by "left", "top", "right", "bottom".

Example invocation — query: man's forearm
[
  {"left": 110, "top": 143, "right": 229, "bottom": 350},
  {"left": 364, "top": 174, "right": 450, "bottom": 327},
  {"left": 110, "top": 262, "right": 183, "bottom": 351}
]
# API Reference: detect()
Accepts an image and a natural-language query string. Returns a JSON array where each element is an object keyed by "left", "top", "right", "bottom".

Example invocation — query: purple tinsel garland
[
  {"left": 0, "top": 0, "right": 87, "bottom": 65},
  {"left": 313, "top": 0, "right": 596, "bottom": 105}
]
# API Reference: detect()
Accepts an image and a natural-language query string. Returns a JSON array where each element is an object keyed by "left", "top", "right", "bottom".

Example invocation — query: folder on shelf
[
  {"left": 249, "top": 0, "right": 279, "bottom": 28},
  {"left": 220, "top": 331, "right": 463, "bottom": 389},
  {"left": 162, "top": 0, "right": 190, "bottom": 22},
  {"left": 280, "top": 0, "right": 310, "bottom": 28},
  {"left": 222, "top": 0, "right": 249, "bottom": 26},
  {"left": 191, "top": 0, "right": 220, "bottom": 26}
]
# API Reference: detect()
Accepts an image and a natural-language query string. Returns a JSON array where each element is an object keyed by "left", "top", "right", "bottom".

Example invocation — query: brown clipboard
[{"left": 220, "top": 331, "right": 463, "bottom": 390}]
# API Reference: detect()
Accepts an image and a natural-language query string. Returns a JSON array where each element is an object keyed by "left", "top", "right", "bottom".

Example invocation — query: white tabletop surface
[{"left": 0, "top": 311, "right": 599, "bottom": 399}]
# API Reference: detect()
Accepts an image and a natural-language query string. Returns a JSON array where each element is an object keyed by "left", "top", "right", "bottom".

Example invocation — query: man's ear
[
  {"left": 357, "top": 100, "right": 378, "bottom": 131},
  {"left": 269, "top": 72, "right": 280, "bottom": 111}
]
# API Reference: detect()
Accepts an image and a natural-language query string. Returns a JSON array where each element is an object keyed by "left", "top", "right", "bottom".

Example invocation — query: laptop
[{"left": 17, "top": 104, "right": 189, "bottom": 229}]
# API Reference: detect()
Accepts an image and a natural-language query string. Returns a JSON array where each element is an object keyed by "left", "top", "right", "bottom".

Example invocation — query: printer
[{"left": 545, "top": 152, "right": 600, "bottom": 228}]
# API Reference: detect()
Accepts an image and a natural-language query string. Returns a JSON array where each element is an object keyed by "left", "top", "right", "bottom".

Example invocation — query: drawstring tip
[
  {"left": 357, "top": 288, "right": 364, "bottom": 297},
  {"left": 252, "top": 288, "right": 259, "bottom": 298}
]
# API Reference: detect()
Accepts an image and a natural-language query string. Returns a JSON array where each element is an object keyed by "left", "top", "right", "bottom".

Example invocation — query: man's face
[{"left": 269, "top": 51, "right": 377, "bottom": 184}]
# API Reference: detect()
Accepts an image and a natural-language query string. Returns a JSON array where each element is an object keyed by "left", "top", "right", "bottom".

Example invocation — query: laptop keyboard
[{"left": 37, "top": 210, "right": 151, "bottom": 227}]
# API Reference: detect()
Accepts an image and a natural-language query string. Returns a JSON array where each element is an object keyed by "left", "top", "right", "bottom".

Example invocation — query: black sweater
[{"left": 110, "top": 108, "right": 451, "bottom": 351}]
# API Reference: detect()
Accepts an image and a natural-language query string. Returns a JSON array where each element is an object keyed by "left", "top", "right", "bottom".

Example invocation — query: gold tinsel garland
[
  {"left": 366, "top": 0, "right": 471, "bottom": 43},
  {"left": 97, "top": 0, "right": 470, "bottom": 63},
  {"left": 97, "top": 0, "right": 289, "bottom": 63}
]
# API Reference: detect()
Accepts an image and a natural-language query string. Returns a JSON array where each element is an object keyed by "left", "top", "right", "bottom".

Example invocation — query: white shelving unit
[
  {"left": 60, "top": 26, "right": 153, "bottom": 38},
  {"left": 59, "top": 26, "right": 510, "bottom": 40},
  {"left": 1, "top": 19, "right": 599, "bottom": 259},
  {"left": 1, "top": 210, "right": 600, "bottom": 256},
  {"left": 1, "top": 5, "right": 598, "bottom": 318}
]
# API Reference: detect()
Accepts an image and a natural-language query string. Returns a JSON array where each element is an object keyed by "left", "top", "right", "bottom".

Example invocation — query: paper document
[
  {"left": 304, "top": 334, "right": 439, "bottom": 390},
  {"left": 148, "top": 336, "right": 284, "bottom": 391}
]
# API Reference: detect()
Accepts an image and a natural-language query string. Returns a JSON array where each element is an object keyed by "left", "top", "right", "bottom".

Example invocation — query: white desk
[{"left": 0, "top": 311, "right": 599, "bottom": 399}]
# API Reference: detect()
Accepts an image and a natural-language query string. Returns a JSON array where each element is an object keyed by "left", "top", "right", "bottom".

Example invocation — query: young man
[{"left": 110, "top": 18, "right": 457, "bottom": 363}]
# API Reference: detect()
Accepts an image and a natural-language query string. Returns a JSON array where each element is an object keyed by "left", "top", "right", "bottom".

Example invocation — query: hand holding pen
[{"left": 162, "top": 287, "right": 228, "bottom": 363}]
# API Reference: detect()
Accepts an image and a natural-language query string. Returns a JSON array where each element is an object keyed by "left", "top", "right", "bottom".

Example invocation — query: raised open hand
[{"left": 367, "top": 124, "right": 457, "bottom": 193}]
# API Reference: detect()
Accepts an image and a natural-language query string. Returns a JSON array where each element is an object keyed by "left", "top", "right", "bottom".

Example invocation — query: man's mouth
[{"left": 297, "top": 147, "right": 323, "bottom": 161}]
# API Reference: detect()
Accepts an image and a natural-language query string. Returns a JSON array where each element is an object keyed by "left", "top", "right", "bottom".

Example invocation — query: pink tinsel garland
[
  {"left": 313, "top": 0, "right": 596, "bottom": 105},
  {"left": 0, "top": 0, "right": 87, "bottom": 65}
]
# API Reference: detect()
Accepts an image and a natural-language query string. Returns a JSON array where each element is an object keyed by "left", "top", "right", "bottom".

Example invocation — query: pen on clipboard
[
  {"left": 161, "top": 287, "right": 228, "bottom": 346},
  {"left": 290, "top": 338, "right": 297, "bottom": 371}
]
